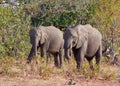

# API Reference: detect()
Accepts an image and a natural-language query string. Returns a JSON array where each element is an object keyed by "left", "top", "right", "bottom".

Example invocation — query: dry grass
[{"left": 0, "top": 56, "right": 120, "bottom": 86}]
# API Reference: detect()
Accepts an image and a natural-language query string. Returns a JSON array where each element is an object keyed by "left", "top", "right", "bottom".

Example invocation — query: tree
[{"left": 0, "top": 4, "right": 31, "bottom": 57}]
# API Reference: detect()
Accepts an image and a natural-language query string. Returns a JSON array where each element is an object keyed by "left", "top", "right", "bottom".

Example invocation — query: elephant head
[
  {"left": 27, "top": 27, "right": 48, "bottom": 62},
  {"left": 63, "top": 26, "right": 87, "bottom": 60}
]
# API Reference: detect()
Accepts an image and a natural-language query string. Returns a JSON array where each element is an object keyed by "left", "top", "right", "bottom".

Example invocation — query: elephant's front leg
[
  {"left": 73, "top": 48, "right": 83, "bottom": 70},
  {"left": 40, "top": 46, "right": 47, "bottom": 58},
  {"left": 75, "top": 43, "right": 87, "bottom": 70},
  {"left": 40, "top": 46, "right": 47, "bottom": 65},
  {"left": 76, "top": 49, "right": 84, "bottom": 70}
]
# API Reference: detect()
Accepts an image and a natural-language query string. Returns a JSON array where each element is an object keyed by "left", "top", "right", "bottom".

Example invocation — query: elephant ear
[
  {"left": 40, "top": 30, "right": 48, "bottom": 44},
  {"left": 76, "top": 26, "right": 88, "bottom": 49}
]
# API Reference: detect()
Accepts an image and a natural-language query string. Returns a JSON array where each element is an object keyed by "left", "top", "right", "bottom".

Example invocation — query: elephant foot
[
  {"left": 67, "top": 59, "right": 71, "bottom": 64},
  {"left": 54, "top": 63, "right": 62, "bottom": 69},
  {"left": 27, "top": 58, "right": 37, "bottom": 64},
  {"left": 76, "top": 68, "right": 81, "bottom": 72},
  {"left": 65, "top": 58, "right": 70, "bottom": 64},
  {"left": 56, "top": 65, "right": 62, "bottom": 69},
  {"left": 58, "top": 64, "right": 62, "bottom": 68},
  {"left": 54, "top": 63, "right": 59, "bottom": 67},
  {"left": 64, "top": 57, "right": 70, "bottom": 63},
  {"left": 26, "top": 59, "right": 31, "bottom": 64},
  {"left": 77, "top": 63, "right": 81, "bottom": 69},
  {"left": 27, "top": 56, "right": 33, "bottom": 64},
  {"left": 76, "top": 66, "right": 80, "bottom": 72}
]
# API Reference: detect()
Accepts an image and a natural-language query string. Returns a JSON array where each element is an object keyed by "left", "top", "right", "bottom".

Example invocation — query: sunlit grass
[{"left": 0, "top": 55, "right": 118, "bottom": 80}]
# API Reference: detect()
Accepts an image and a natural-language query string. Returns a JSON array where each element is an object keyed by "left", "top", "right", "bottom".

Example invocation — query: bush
[
  {"left": 1, "top": 0, "right": 120, "bottom": 57},
  {"left": 25, "top": 0, "right": 99, "bottom": 30},
  {"left": 0, "top": 4, "right": 31, "bottom": 57}
]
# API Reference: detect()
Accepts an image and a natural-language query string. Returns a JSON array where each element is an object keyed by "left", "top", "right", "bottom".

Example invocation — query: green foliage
[
  {"left": 0, "top": 0, "right": 119, "bottom": 82},
  {"left": 94, "top": 0, "right": 120, "bottom": 50},
  {"left": 25, "top": 0, "right": 99, "bottom": 30},
  {"left": 0, "top": 4, "right": 31, "bottom": 57},
  {"left": 0, "top": 0, "right": 119, "bottom": 57},
  {"left": 0, "top": 0, "right": 99, "bottom": 57}
]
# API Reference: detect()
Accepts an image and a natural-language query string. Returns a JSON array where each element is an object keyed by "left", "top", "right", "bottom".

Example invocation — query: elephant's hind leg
[
  {"left": 59, "top": 49, "right": 64, "bottom": 68},
  {"left": 53, "top": 53, "right": 59, "bottom": 67},
  {"left": 86, "top": 57, "right": 94, "bottom": 70},
  {"left": 95, "top": 46, "right": 102, "bottom": 70}
]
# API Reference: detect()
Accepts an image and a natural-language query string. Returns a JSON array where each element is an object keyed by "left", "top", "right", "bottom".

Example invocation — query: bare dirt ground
[
  {"left": 0, "top": 68, "right": 120, "bottom": 86},
  {"left": 0, "top": 58, "right": 120, "bottom": 86},
  {"left": 0, "top": 74, "right": 120, "bottom": 86}
]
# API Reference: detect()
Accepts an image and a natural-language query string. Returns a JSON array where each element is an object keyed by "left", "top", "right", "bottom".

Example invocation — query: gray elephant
[
  {"left": 64, "top": 24, "right": 102, "bottom": 70},
  {"left": 27, "top": 26, "right": 64, "bottom": 67}
]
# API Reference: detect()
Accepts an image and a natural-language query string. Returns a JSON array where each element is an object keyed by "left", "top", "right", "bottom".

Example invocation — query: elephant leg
[
  {"left": 46, "top": 53, "right": 52, "bottom": 65},
  {"left": 37, "top": 46, "right": 40, "bottom": 55},
  {"left": 72, "top": 48, "right": 79, "bottom": 66},
  {"left": 40, "top": 45, "right": 47, "bottom": 65},
  {"left": 73, "top": 48, "right": 84, "bottom": 69},
  {"left": 53, "top": 53, "right": 59, "bottom": 67},
  {"left": 59, "top": 49, "right": 64, "bottom": 68},
  {"left": 86, "top": 57, "right": 94, "bottom": 70},
  {"left": 75, "top": 42, "right": 87, "bottom": 70},
  {"left": 77, "top": 49, "right": 84, "bottom": 69},
  {"left": 40, "top": 45, "right": 47, "bottom": 58},
  {"left": 95, "top": 46, "right": 102, "bottom": 70},
  {"left": 40, "top": 46, "right": 44, "bottom": 57},
  {"left": 72, "top": 47, "right": 77, "bottom": 58},
  {"left": 89, "top": 60, "right": 94, "bottom": 70},
  {"left": 46, "top": 53, "right": 49, "bottom": 63}
]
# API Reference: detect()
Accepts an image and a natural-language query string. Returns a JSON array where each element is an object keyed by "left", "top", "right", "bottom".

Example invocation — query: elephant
[
  {"left": 64, "top": 24, "right": 102, "bottom": 70},
  {"left": 27, "top": 26, "right": 64, "bottom": 68}
]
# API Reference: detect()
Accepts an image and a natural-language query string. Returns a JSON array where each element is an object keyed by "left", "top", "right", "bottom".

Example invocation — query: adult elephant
[
  {"left": 64, "top": 24, "right": 102, "bottom": 70},
  {"left": 27, "top": 26, "right": 64, "bottom": 68}
]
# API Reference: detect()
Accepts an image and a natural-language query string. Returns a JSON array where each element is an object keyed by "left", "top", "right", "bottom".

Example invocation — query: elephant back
[{"left": 83, "top": 24, "right": 102, "bottom": 39}]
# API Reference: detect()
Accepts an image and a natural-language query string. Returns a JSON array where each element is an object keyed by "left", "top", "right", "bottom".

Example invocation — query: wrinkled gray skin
[
  {"left": 28, "top": 26, "right": 64, "bottom": 67},
  {"left": 64, "top": 24, "right": 102, "bottom": 70}
]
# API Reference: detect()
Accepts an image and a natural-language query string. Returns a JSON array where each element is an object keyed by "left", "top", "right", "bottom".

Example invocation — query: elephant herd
[{"left": 27, "top": 24, "right": 102, "bottom": 70}]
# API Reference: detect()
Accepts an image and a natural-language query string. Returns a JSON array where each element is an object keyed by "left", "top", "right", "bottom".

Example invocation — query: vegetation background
[
  {"left": 0, "top": 0, "right": 120, "bottom": 86},
  {"left": 0, "top": 0, "right": 120, "bottom": 58}
]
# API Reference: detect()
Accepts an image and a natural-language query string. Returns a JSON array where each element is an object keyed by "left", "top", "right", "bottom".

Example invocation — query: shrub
[
  {"left": 25, "top": 0, "right": 99, "bottom": 30},
  {"left": 0, "top": 4, "right": 31, "bottom": 57}
]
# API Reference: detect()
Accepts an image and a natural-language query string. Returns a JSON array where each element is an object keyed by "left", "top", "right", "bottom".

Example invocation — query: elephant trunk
[
  {"left": 64, "top": 48, "right": 70, "bottom": 60},
  {"left": 34, "top": 44, "right": 37, "bottom": 57},
  {"left": 27, "top": 37, "right": 38, "bottom": 63},
  {"left": 33, "top": 38, "right": 38, "bottom": 57},
  {"left": 64, "top": 39, "right": 72, "bottom": 60}
]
